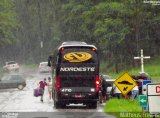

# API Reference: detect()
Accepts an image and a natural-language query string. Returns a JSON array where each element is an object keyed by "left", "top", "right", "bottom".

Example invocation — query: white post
[
  {"left": 40, "top": 41, "right": 43, "bottom": 61},
  {"left": 141, "top": 49, "right": 144, "bottom": 73},
  {"left": 40, "top": 41, "right": 43, "bottom": 48},
  {"left": 134, "top": 49, "right": 150, "bottom": 73}
]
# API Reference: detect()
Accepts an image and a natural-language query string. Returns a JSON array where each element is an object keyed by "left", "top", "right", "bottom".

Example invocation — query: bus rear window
[{"left": 59, "top": 47, "right": 97, "bottom": 63}]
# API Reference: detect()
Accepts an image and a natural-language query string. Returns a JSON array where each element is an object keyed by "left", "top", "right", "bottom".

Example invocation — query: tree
[{"left": 0, "top": 0, "right": 18, "bottom": 45}]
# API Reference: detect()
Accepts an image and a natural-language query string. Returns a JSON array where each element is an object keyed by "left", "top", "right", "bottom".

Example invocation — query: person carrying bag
[{"left": 33, "top": 78, "right": 47, "bottom": 102}]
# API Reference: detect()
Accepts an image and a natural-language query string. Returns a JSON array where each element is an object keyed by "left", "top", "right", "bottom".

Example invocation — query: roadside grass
[
  {"left": 107, "top": 65, "right": 160, "bottom": 83},
  {"left": 101, "top": 56, "right": 160, "bottom": 83},
  {"left": 104, "top": 98, "right": 141, "bottom": 118},
  {"left": 104, "top": 98, "right": 159, "bottom": 118},
  {"left": 104, "top": 98, "right": 141, "bottom": 113}
]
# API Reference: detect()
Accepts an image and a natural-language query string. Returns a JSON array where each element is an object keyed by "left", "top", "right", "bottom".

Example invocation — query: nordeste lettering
[{"left": 60, "top": 67, "right": 95, "bottom": 72}]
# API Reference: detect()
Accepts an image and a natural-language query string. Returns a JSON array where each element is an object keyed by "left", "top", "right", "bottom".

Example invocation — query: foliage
[
  {"left": 0, "top": 0, "right": 18, "bottom": 45},
  {"left": 0, "top": 0, "right": 160, "bottom": 71},
  {"left": 104, "top": 56, "right": 160, "bottom": 83}
]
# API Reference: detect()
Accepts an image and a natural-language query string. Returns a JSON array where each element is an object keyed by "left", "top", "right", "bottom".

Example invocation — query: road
[{"left": 0, "top": 68, "right": 115, "bottom": 118}]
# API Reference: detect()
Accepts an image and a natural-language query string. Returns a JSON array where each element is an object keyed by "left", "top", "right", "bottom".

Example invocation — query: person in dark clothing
[
  {"left": 100, "top": 75, "right": 107, "bottom": 103},
  {"left": 48, "top": 52, "right": 56, "bottom": 75},
  {"left": 39, "top": 78, "right": 47, "bottom": 102},
  {"left": 132, "top": 72, "right": 151, "bottom": 95},
  {"left": 48, "top": 55, "right": 52, "bottom": 67},
  {"left": 48, "top": 52, "right": 56, "bottom": 67}
]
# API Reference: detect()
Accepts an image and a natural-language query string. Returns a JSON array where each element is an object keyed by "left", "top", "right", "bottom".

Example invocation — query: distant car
[
  {"left": 0, "top": 74, "right": 26, "bottom": 90},
  {"left": 3, "top": 61, "right": 20, "bottom": 72},
  {"left": 39, "top": 62, "right": 51, "bottom": 73},
  {"left": 103, "top": 75, "right": 116, "bottom": 96},
  {"left": 101, "top": 75, "right": 123, "bottom": 99}
]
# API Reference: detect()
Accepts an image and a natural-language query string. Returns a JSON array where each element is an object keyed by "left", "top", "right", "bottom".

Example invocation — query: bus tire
[
  {"left": 52, "top": 90, "right": 55, "bottom": 100},
  {"left": 54, "top": 100, "right": 61, "bottom": 109},
  {"left": 91, "top": 102, "right": 97, "bottom": 109},
  {"left": 87, "top": 101, "right": 97, "bottom": 109}
]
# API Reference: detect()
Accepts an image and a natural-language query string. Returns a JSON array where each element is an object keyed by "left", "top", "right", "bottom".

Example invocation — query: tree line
[{"left": 0, "top": 0, "right": 160, "bottom": 72}]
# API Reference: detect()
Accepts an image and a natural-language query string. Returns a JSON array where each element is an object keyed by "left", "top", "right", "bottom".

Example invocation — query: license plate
[{"left": 75, "top": 94, "right": 84, "bottom": 98}]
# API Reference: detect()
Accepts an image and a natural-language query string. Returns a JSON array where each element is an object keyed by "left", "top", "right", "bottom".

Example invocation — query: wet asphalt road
[{"left": 0, "top": 70, "right": 115, "bottom": 118}]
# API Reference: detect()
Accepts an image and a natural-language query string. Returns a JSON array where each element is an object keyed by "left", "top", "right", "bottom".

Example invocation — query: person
[
  {"left": 100, "top": 75, "right": 107, "bottom": 103},
  {"left": 131, "top": 85, "right": 139, "bottom": 100},
  {"left": 111, "top": 84, "right": 122, "bottom": 99},
  {"left": 48, "top": 54, "right": 52, "bottom": 67},
  {"left": 139, "top": 72, "right": 151, "bottom": 80},
  {"left": 39, "top": 78, "right": 47, "bottom": 102},
  {"left": 48, "top": 52, "right": 56, "bottom": 75},
  {"left": 48, "top": 52, "right": 56, "bottom": 67},
  {"left": 132, "top": 72, "right": 151, "bottom": 95},
  {"left": 47, "top": 77, "right": 52, "bottom": 100}
]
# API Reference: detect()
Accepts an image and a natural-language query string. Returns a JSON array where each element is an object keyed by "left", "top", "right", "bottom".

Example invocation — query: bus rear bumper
[{"left": 56, "top": 92, "right": 99, "bottom": 104}]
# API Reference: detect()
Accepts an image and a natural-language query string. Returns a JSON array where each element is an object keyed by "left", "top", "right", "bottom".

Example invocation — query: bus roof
[{"left": 58, "top": 41, "right": 97, "bottom": 50}]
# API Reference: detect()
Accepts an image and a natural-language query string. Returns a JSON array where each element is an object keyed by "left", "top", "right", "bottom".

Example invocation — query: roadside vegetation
[
  {"left": 1, "top": 1, "right": 160, "bottom": 69},
  {"left": 103, "top": 56, "right": 160, "bottom": 118},
  {"left": 104, "top": 98, "right": 159, "bottom": 118},
  {"left": 100, "top": 56, "right": 160, "bottom": 82},
  {"left": 104, "top": 99, "right": 141, "bottom": 116}
]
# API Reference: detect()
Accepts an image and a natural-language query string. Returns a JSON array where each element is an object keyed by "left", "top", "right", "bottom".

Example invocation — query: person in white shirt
[
  {"left": 131, "top": 85, "right": 139, "bottom": 100},
  {"left": 47, "top": 77, "right": 52, "bottom": 99},
  {"left": 111, "top": 84, "right": 122, "bottom": 99}
]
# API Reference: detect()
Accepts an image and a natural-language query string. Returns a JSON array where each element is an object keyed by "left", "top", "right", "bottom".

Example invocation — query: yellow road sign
[{"left": 114, "top": 72, "right": 137, "bottom": 96}]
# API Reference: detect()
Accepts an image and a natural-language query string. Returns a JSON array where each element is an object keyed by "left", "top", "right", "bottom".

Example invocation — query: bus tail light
[
  {"left": 56, "top": 75, "right": 60, "bottom": 91},
  {"left": 60, "top": 48, "right": 64, "bottom": 52},
  {"left": 95, "top": 75, "right": 100, "bottom": 92},
  {"left": 91, "top": 47, "right": 96, "bottom": 51}
]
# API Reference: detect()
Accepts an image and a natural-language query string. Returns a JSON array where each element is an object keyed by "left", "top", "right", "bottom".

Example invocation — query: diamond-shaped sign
[{"left": 114, "top": 72, "right": 137, "bottom": 96}]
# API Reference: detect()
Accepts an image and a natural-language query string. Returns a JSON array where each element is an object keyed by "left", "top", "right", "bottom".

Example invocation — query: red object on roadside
[{"left": 33, "top": 87, "right": 43, "bottom": 97}]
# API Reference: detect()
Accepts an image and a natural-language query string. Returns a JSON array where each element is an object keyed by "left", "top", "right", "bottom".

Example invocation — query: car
[
  {"left": 105, "top": 77, "right": 116, "bottom": 95},
  {"left": 103, "top": 75, "right": 116, "bottom": 97},
  {"left": 0, "top": 74, "right": 26, "bottom": 90},
  {"left": 39, "top": 62, "right": 51, "bottom": 73},
  {"left": 3, "top": 61, "right": 20, "bottom": 72}
]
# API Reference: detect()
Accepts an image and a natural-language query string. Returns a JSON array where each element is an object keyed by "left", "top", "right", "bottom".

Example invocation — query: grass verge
[
  {"left": 104, "top": 98, "right": 159, "bottom": 118},
  {"left": 104, "top": 98, "right": 141, "bottom": 118},
  {"left": 101, "top": 63, "right": 160, "bottom": 83}
]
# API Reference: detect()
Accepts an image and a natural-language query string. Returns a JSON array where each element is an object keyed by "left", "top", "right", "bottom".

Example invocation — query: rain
[{"left": 0, "top": 0, "right": 160, "bottom": 118}]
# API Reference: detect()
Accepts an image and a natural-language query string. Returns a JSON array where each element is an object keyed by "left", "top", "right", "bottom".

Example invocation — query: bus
[{"left": 49, "top": 41, "right": 100, "bottom": 108}]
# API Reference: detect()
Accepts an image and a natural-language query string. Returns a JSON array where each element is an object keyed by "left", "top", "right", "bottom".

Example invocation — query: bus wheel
[
  {"left": 52, "top": 90, "right": 55, "bottom": 100},
  {"left": 54, "top": 100, "right": 61, "bottom": 109},
  {"left": 87, "top": 101, "right": 97, "bottom": 109}
]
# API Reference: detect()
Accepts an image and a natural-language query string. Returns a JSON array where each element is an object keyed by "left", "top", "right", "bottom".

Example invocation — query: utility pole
[
  {"left": 38, "top": 1, "right": 43, "bottom": 61},
  {"left": 40, "top": 41, "right": 43, "bottom": 61},
  {"left": 134, "top": 49, "right": 150, "bottom": 73}
]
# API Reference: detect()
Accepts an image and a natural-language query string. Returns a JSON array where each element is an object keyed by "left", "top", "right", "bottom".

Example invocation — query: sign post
[
  {"left": 134, "top": 49, "right": 150, "bottom": 73},
  {"left": 142, "top": 80, "right": 152, "bottom": 95},
  {"left": 139, "top": 95, "right": 147, "bottom": 118}
]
